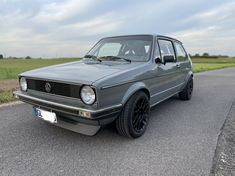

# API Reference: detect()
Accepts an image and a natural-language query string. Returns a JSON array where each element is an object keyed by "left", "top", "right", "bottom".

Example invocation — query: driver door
[{"left": 150, "top": 38, "right": 182, "bottom": 105}]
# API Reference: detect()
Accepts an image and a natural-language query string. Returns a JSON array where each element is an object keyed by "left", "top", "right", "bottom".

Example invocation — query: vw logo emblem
[{"left": 45, "top": 82, "right": 52, "bottom": 93}]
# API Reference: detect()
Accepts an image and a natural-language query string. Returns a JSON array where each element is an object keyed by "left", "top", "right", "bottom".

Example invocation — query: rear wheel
[
  {"left": 179, "top": 77, "right": 193, "bottom": 100},
  {"left": 115, "top": 91, "right": 150, "bottom": 138}
]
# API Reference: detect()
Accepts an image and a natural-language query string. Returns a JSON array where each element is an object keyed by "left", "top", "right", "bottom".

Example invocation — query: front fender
[{"left": 121, "top": 82, "right": 149, "bottom": 105}]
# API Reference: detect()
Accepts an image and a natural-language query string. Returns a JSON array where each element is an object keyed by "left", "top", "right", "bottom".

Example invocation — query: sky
[{"left": 0, "top": 0, "right": 234, "bottom": 58}]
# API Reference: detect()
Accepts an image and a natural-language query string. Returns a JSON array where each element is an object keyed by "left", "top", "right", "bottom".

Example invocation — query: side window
[
  {"left": 158, "top": 39, "right": 175, "bottom": 61},
  {"left": 98, "top": 43, "right": 121, "bottom": 57},
  {"left": 174, "top": 42, "right": 188, "bottom": 62}
]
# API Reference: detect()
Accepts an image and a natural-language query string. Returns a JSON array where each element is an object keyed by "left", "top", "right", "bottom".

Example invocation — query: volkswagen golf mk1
[{"left": 14, "top": 34, "right": 193, "bottom": 138}]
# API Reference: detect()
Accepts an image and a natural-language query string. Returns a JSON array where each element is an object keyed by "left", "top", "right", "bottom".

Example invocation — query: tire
[
  {"left": 115, "top": 91, "right": 150, "bottom": 138},
  {"left": 179, "top": 77, "right": 193, "bottom": 100}
]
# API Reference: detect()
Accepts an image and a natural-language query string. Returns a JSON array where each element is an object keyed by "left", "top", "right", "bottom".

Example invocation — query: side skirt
[{"left": 150, "top": 91, "right": 180, "bottom": 108}]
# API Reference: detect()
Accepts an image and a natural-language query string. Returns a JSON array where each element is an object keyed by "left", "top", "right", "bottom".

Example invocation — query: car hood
[{"left": 20, "top": 61, "right": 143, "bottom": 85}]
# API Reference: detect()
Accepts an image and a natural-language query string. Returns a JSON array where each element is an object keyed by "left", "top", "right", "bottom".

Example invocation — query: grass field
[
  {"left": 0, "top": 58, "right": 78, "bottom": 80},
  {"left": 0, "top": 57, "right": 235, "bottom": 104},
  {"left": 192, "top": 57, "right": 235, "bottom": 73}
]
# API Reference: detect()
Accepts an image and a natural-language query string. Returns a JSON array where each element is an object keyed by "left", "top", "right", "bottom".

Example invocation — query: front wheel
[
  {"left": 115, "top": 91, "right": 150, "bottom": 138},
  {"left": 179, "top": 77, "right": 193, "bottom": 100}
]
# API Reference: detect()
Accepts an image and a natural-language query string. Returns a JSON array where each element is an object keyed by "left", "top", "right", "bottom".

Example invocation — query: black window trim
[
  {"left": 156, "top": 37, "right": 177, "bottom": 63},
  {"left": 154, "top": 37, "right": 162, "bottom": 62}
]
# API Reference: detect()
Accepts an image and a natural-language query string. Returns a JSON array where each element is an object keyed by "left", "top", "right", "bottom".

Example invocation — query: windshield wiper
[
  {"left": 83, "top": 55, "right": 102, "bottom": 62},
  {"left": 99, "top": 56, "right": 131, "bottom": 63}
]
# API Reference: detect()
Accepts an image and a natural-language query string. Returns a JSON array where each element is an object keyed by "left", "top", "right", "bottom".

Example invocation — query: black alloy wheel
[
  {"left": 179, "top": 77, "right": 193, "bottom": 100},
  {"left": 115, "top": 91, "right": 150, "bottom": 138},
  {"left": 132, "top": 96, "right": 150, "bottom": 134}
]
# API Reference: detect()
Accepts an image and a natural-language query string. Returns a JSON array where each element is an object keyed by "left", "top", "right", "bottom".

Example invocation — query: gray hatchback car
[{"left": 14, "top": 34, "right": 193, "bottom": 138}]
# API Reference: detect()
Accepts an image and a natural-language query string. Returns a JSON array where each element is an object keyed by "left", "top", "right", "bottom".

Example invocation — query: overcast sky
[{"left": 0, "top": 0, "right": 234, "bottom": 58}]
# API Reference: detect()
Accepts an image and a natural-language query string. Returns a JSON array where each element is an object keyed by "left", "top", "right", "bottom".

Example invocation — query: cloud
[
  {"left": 0, "top": 0, "right": 234, "bottom": 57},
  {"left": 170, "top": 1, "right": 235, "bottom": 55}
]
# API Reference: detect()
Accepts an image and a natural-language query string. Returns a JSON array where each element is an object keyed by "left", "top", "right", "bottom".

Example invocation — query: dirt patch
[{"left": 0, "top": 80, "right": 19, "bottom": 93}]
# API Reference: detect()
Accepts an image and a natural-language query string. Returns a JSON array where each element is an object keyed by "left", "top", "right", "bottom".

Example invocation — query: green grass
[
  {"left": 0, "top": 91, "right": 16, "bottom": 104},
  {"left": 0, "top": 58, "right": 78, "bottom": 80},
  {"left": 192, "top": 57, "right": 235, "bottom": 73}
]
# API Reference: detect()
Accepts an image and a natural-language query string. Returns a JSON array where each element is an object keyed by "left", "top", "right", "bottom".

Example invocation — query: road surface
[{"left": 1, "top": 68, "right": 235, "bottom": 176}]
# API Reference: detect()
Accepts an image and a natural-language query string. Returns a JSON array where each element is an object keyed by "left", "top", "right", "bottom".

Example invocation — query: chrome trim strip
[
  {"left": 14, "top": 91, "right": 122, "bottom": 113},
  {"left": 150, "top": 91, "right": 180, "bottom": 108},
  {"left": 150, "top": 83, "right": 184, "bottom": 98}
]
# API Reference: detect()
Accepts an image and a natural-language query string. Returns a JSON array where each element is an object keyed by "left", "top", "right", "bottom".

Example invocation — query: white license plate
[{"left": 33, "top": 107, "right": 57, "bottom": 124}]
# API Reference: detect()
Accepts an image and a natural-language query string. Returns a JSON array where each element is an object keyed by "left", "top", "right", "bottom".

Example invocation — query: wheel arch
[
  {"left": 121, "top": 82, "right": 150, "bottom": 105},
  {"left": 180, "top": 71, "right": 194, "bottom": 90}
]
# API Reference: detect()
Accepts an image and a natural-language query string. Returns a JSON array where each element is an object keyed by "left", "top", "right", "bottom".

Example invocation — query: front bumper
[{"left": 13, "top": 91, "right": 122, "bottom": 126}]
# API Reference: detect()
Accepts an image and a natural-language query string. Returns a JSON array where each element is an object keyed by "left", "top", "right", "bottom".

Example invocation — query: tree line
[
  {"left": 190, "top": 53, "right": 230, "bottom": 58},
  {"left": 0, "top": 55, "right": 32, "bottom": 59}
]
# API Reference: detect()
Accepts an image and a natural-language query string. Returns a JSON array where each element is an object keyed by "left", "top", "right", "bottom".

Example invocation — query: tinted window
[
  {"left": 158, "top": 39, "right": 175, "bottom": 61},
  {"left": 175, "top": 42, "right": 187, "bottom": 62}
]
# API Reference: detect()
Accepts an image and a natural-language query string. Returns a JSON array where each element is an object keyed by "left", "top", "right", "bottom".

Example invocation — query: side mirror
[{"left": 163, "top": 55, "right": 175, "bottom": 64}]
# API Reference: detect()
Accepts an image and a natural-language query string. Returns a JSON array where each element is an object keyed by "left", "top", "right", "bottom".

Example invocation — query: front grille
[{"left": 27, "top": 78, "right": 81, "bottom": 99}]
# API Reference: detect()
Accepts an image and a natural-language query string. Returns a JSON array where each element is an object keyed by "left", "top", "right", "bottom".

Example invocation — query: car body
[{"left": 14, "top": 34, "right": 193, "bottom": 138}]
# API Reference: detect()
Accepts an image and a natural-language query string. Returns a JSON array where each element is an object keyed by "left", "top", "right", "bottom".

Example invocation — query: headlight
[
  {"left": 80, "top": 86, "right": 96, "bottom": 105},
  {"left": 20, "top": 77, "right": 27, "bottom": 91}
]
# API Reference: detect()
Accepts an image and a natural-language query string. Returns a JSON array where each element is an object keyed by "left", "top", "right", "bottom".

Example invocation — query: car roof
[{"left": 102, "top": 34, "right": 182, "bottom": 44}]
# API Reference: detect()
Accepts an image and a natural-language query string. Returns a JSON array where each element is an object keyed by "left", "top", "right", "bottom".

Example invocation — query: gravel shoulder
[{"left": 210, "top": 100, "right": 235, "bottom": 176}]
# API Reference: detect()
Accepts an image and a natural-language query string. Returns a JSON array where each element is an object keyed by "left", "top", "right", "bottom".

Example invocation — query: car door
[
  {"left": 174, "top": 41, "right": 190, "bottom": 83},
  {"left": 149, "top": 38, "right": 182, "bottom": 105}
]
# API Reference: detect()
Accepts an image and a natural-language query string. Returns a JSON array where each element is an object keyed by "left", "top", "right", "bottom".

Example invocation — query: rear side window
[
  {"left": 174, "top": 42, "right": 188, "bottom": 62},
  {"left": 158, "top": 39, "right": 175, "bottom": 61}
]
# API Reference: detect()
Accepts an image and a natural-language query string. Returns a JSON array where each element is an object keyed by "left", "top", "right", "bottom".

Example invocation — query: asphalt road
[{"left": 1, "top": 68, "right": 235, "bottom": 176}]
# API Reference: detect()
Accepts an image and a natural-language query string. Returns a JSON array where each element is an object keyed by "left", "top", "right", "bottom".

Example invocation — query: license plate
[{"left": 33, "top": 107, "right": 57, "bottom": 124}]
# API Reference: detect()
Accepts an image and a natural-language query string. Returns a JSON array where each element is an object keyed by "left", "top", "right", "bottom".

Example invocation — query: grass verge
[{"left": 0, "top": 91, "right": 16, "bottom": 104}]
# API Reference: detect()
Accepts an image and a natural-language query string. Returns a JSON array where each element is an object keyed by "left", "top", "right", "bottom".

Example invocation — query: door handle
[{"left": 176, "top": 64, "right": 180, "bottom": 68}]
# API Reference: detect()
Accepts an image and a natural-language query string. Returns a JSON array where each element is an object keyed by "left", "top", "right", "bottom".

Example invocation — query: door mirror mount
[{"left": 155, "top": 57, "right": 162, "bottom": 64}]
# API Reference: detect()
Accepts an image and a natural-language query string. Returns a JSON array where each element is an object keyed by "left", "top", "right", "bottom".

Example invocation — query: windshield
[{"left": 85, "top": 36, "right": 153, "bottom": 62}]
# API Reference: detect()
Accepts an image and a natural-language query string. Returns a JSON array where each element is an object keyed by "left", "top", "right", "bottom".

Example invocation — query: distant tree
[
  {"left": 25, "top": 56, "right": 31, "bottom": 59},
  {"left": 218, "top": 55, "right": 229, "bottom": 58},
  {"left": 194, "top": 53, "right": 200, "bottom": 57},
  {"left": 0, "top": 54, "right": 3, "bottom": 59},
  {"left": 202, "top": 53, "right": 209, "bottom": 57}
]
